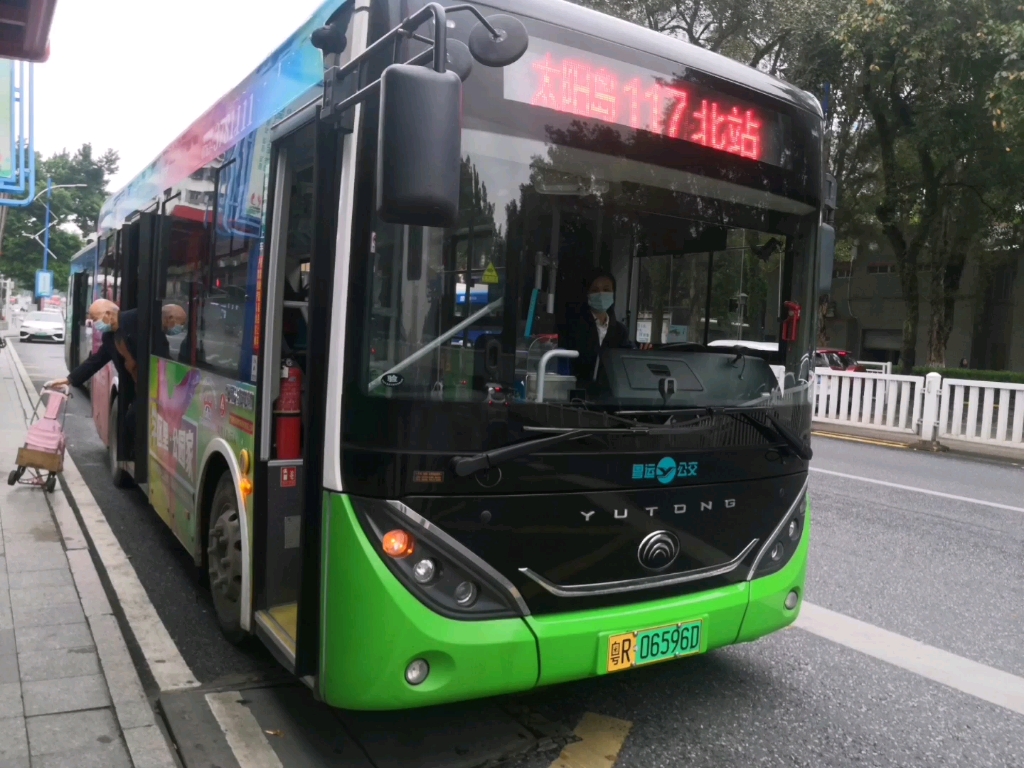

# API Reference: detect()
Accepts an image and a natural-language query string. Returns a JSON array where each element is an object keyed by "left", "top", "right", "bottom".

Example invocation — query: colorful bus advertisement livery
[{"left": 71, "top": 0, "right": 831, "bottom": 710}]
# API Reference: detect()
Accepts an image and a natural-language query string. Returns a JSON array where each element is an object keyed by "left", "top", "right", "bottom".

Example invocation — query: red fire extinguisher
[
  {"left": 781, "top": 301, "right": 801, "bottom": 343},
  {"left": 275, "top": 359, "right": 302, "bottom": 460}
]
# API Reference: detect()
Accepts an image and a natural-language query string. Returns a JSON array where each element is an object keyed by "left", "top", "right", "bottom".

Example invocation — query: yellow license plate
[{"left": 606, "top": 619, "right": 703, "bottom": 673}]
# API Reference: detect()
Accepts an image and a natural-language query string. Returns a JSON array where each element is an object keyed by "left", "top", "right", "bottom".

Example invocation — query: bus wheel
[
  {"left": 108, "top": 396, "right": 130, "bottom": 488},
  {"left": 207, "top": 473, "right": 246, "bottom": 644}
]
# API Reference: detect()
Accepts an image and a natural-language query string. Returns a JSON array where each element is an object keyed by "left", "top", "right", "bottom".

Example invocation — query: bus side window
[
  {"left": 154, "top": 199, "right": 210, "bottom": 366},
  {"left": 199, "top": 135, "right": 263, "bottom": 380}
]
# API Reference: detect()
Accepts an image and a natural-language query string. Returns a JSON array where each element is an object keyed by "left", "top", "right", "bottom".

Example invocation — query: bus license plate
[{"left": 606, "top": 620, "right": 703, "bottom": 673}]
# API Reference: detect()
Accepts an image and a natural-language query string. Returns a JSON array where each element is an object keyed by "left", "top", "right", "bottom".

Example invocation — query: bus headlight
[
  {"left": 412, "top": 558, "right": 438, "bottom": 584},
  {"left": 352, "top": 497, "right": 525, "bottom": 619},
  {"left": 749, "top": 491, "right": 807, "bottom": 579}
]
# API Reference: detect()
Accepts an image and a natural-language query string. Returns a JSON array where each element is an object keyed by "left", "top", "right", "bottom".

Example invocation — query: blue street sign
[{"left": 34, "top": 269, "right": 52, "bottom": 298}]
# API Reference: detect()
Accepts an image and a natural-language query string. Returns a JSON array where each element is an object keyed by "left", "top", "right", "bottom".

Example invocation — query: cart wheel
[
  {"left": 45, "top": 475, "right": 56, "bottom": 493},
  {"left": 7, "top": 469, "right": 17, "bottom": 486}
]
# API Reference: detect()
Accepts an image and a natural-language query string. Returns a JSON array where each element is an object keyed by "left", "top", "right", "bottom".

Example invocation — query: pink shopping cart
[{"left": 7, "top": 384, "right": 70, "bottom": 493}]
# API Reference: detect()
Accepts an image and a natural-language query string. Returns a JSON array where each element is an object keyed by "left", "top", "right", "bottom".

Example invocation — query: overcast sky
[{"left": 35, "top": 0, "right": 330, "bottom": 195}]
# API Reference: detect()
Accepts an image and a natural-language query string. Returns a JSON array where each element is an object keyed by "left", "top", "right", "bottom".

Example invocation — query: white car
[{"left": 19, "top": 311, "right": 65, "bottom": 343}]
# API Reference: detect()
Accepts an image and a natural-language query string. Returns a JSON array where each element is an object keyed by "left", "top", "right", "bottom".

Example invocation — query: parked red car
[{"left": 817, "top": 348, "right": 866, "bottom": 371}]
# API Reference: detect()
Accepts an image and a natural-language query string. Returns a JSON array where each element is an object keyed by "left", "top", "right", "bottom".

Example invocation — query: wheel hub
[{"left": 208, "top": 507, "right": 242, "bottom": 604}]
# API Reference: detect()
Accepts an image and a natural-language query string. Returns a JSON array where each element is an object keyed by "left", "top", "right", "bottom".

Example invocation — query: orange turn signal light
[
  {"left": 382, "top": 529, "right": 415, "bottom": 559},
  {"left": 239, "top": 477, "right": 254, "bottom": 498}
]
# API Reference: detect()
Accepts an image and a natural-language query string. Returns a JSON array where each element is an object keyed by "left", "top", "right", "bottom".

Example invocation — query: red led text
[{"left": 529, "top": 53, "right": 762, "bottom": 161}]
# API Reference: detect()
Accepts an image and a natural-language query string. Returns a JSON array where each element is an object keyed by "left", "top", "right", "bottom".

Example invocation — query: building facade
[{"left": 820, "top": 237, "right": 1024, "bottom": 371}]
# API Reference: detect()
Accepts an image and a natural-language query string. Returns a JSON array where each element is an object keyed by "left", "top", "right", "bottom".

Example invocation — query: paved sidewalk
[{"left": 0, "top": 346, "right": 178, "bottom": 767}]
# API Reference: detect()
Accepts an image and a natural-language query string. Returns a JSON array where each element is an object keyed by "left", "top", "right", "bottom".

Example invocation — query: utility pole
[{"left": 36, "top": 178, "right": 51, "bottom": 309}]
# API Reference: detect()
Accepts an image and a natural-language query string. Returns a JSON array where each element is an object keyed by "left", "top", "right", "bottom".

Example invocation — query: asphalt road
[{"left": 15, "top": 338, "right": 1024, "bottom": 767}]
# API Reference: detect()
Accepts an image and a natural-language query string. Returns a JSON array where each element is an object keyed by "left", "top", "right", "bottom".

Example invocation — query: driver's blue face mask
[
  {"left": 588, "top": 292, "right": 615, "bottom": 312},
  {"left": 94, "top": 320, "right": 112, "bottom": 334}
]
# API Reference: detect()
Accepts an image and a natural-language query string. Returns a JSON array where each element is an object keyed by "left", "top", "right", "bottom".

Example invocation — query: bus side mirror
[
  {"left": 377, "top": 64, "right": 462, "bottom": 229},
  {"left": 818, "top": 223, "right": 835, "bottom": 294}
]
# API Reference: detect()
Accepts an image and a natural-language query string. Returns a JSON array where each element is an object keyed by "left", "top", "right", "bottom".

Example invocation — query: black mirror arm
[{"left": 444, "top": 4, "right": 501, "bottom": 38}]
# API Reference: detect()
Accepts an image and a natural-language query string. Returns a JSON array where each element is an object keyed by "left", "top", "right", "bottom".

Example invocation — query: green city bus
[{"left": 67, "top": 0, "right": 832, "bottom": 710}]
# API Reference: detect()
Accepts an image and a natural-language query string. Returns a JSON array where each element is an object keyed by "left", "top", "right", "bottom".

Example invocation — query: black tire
[
  {"left": 45, "top": 475, "right": 56, "bottom": 493},
  {"left": 7, "top": 469, "right": 17, "bottom": 486},
  {"left": 108, "top": 396, "right": 130, "bottom": 488},
  {"left": 207, "top": 473, "right": 246, "bottom": 644}
]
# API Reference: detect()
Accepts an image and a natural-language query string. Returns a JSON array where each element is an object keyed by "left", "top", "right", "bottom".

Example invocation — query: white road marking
[
  {"left": 206, "top": 691, "right": 284, "bottom": 768},
  {"left": 798, "top": 602, "right": 1024, "bottom": 717},
  {"left": 549, "top": 712, "right": 632, "bottom": 768},
  {"left": 810, "top": 467, "right": 1024, "bottom": 514},
  {"left": 6, "top": 344, "right": 199, "bottom": 691}
]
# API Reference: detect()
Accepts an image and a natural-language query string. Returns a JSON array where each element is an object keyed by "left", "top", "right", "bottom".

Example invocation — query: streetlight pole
[
  {"left": 42, "top": 177, "right": 52, "bottom": 272},
  {"left": 31, "top": 178, "right": 86, "bottom": 309}
]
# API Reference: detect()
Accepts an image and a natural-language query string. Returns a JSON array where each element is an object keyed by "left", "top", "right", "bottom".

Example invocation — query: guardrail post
[{"left": 920, "top": 372, "right": 942, "bottom": 443}]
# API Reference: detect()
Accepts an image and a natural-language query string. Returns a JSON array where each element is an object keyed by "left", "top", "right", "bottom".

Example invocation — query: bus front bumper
[{"left": 318, "top": 493, "right": 810, "bottom": 710}]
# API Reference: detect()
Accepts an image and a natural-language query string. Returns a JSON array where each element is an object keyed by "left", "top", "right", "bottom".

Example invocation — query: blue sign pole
[{"left": 42, "top": 175, "right": 51, "bottom": 270}]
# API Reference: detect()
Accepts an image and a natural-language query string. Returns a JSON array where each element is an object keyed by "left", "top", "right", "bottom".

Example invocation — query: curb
[
  {"left": 4, "top": 343, "right": 187, "bottom": 768},
  {"left": 811, "top": 422, "right": 1024, "bottom": 465}
]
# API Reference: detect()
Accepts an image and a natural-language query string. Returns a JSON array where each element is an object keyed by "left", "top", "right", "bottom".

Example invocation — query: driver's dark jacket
[{"left": 563, "top": 310, "right": 633, "bottom": 390}]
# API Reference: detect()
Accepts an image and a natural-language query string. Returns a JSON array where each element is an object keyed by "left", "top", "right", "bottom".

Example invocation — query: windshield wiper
[
  {"left": 615, "top": 406, "right": 813, "bottom": 460},
  {"left": 731, "top": 410, "right": 813, "bottom": 461},
  {"left": 451, "top": 427, "right": 648, "bottom": 477}
]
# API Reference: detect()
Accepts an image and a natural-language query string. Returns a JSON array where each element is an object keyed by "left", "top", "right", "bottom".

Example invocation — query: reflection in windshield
[{"left": 364, "top": 128, "right": 815, "bottom": 411}]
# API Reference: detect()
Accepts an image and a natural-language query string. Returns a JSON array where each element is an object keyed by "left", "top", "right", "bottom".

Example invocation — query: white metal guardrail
[
  {"left": 811, "top": 368, "right": 1024, "bottom": 455},
  {"left": 936, "top": 378, "right": 1024, "bottom": 448},
  {"left": 814, "top": 368, "right": 925, "bottom": 435}
]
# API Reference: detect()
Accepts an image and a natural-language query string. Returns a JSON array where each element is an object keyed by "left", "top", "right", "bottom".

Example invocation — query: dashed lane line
[
  {"left": 798, "top": 602, "right": 1024, "bottom": 717},
  {"left": 549, "top": 712, "right": 633, "bottom": 768},
  {"left": 206, "top": 691, "right": 285, "bottom": 768},
  {"left": 809, "top": 467, "right": 1024, "bottom": 514}
]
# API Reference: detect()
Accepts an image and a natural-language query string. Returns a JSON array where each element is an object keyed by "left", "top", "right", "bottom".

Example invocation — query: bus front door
[{"left": 253, "top": 120, "right": 317, "bottom": 670}]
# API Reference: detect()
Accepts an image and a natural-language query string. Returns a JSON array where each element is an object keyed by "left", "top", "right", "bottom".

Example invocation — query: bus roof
[
  {"left": 489, "top": 0, "right": 822, "bottom": 118},
  {"left": 97, "top": 0, "right": 343, "bottom": 237},
  {"left": 69, "top": 241, "right": 97, "bottom": 267},
  {"left": 98, "top": 0, "right": 821, "bottom": 237}
]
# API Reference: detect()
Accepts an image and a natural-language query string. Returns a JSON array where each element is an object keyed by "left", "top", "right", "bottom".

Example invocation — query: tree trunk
[
  {"left": 862, "top": 65, "right": 942, "bottom": 375},
  {"left": 927, "top": 194, "right": 976, "bottom": 367}
]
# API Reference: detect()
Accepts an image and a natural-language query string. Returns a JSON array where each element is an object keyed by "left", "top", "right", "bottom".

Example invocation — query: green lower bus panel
[
  {"left": 317, "top": 493, "right": 811, "bottom": 710},
  {"left": 318, "top": 494, "right": 539, "bottom": 710}
]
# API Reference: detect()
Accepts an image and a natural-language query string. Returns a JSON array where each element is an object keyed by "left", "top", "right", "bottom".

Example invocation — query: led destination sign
[{"left": 503, "top": 40, "right": 785, "bottom": 166}]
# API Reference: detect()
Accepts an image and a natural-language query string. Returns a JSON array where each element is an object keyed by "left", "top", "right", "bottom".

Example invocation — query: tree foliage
[
  {"left": 573, "top": 0, "right": 1024, "bottom": 371},
  {"left": 0, "top": 145, "right": 119, "bottom": 292}
]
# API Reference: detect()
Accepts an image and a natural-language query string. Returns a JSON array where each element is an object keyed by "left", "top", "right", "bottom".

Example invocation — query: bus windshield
[{"left": 358, "top": 17, "right": 820, "bottom": 416}]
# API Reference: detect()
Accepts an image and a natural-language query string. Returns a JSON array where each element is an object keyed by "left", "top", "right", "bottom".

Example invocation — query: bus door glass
[
  {"left": 70, "top": 269, "right": 92, "bottom": 368},
  {"left": 254, "top": 120, "right": 316, "bottom": 660}
]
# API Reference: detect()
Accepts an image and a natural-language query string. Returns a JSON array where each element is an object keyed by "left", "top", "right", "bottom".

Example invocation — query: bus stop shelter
[{"left": 0, "top": 0, "right": 57, "bottom": 62}]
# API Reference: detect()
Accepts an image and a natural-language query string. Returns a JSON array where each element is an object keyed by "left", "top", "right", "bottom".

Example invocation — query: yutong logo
[{"left": 637, "top": 531, "right": 680, "bottom": 571}]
